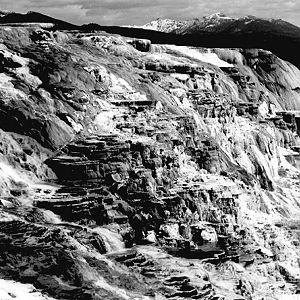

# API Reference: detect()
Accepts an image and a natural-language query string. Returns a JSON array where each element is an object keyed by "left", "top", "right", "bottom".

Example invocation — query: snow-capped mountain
[
  {"left": 140, "top": 18, "right": 188, "bottom": 33},
  {"left": 140, "top": 12, "right": 300, "bottom": 35},
  {"left": 196, "top": 12, "right": 235, "bottom": 29},
  {"left": 140, "top": 13, "right": 235, "bottom": 33}
]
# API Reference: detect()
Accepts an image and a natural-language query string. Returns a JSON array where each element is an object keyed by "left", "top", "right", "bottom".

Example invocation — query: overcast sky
[{"left": 1, "top": 0, "right": 300, "bottom": 27}]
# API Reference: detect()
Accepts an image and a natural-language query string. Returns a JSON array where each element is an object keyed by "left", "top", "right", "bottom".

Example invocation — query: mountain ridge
[
  {"left": 0, "top": 10, "right": 75, "bottom": 28},
  {"left": 140, "top": 12, "right": 300, "bottom": 35}
]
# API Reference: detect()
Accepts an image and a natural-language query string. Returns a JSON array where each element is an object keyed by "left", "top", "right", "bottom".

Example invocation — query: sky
[{"left": 0, "top": 0, "right": 300, "bottom": 27}]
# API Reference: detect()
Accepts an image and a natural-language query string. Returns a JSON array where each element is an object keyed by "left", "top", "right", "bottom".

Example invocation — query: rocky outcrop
[
  {"left": 0, "top": 25, "right": 299, "bottom": 300},
  {"left": 0, "top": 217, "right": 158, "bottom": 299},
  {"left": 127, "top": 38, "right": 151, "bottom": 52}
]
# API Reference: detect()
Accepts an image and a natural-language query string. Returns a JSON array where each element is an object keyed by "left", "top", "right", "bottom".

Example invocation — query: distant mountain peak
[
  {"left": 140, "top": 18, "right": 188, "bottom": 33},
  {"left": 0, "top": 10, "right": 14, "bottom": 17},
  {"left": 0, "top": 10, "right": 75, "bottom": 28},
  {"left": 203, "top": 12, "right": 232, "bottom": 20},
  {"left": 139, "top": 12, "right": 300, "bottom": 35},
  {"left": 139, "top": 12, "right": 236, "bottom": 33}
]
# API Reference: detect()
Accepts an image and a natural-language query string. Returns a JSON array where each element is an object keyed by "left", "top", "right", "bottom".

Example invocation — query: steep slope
[{"left": 0, "top": 24, "right": 299, "bottom": 300}]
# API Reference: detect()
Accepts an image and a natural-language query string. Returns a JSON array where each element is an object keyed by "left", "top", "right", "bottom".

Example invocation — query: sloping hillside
[{"left": 0, "top": 24, "right": 299, "bottom": 300}]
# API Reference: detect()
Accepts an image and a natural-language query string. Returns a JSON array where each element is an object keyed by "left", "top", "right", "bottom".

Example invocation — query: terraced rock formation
[{"left": 0, "top": 21, "right": 299, "bottom": 300}]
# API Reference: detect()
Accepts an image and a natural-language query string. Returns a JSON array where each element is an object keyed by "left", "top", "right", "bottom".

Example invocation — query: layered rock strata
[{"left": 0, "top": 26, "right": 299, "bottom": 300}]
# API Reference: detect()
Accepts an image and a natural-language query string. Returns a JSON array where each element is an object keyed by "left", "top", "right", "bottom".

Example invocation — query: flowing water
[
  {"left": 294, "top": 155, "right": 300, "bottom": 170},
  {"left": 42, "top": 209, "right": 62, "bottom": 224},
  {"left": 92, "top": 227, "right": 125, "bottom": 253}
]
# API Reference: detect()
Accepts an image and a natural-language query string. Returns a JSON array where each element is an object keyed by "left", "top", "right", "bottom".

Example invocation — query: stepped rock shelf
[{"left": 0, "top": 20, "right": 299, "bottom": 300}]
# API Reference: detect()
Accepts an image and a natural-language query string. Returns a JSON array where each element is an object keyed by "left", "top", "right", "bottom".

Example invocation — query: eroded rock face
[
  {"left": 0, "top": 26, "right": 299, "bottom": 300},
  {"left": 127, "top": 38, "right": 151, "bottom": 52}
]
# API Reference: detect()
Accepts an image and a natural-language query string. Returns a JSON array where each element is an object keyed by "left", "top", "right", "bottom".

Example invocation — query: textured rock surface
[{"left": 0, "top": 25, "right": 299, "bottom": 300}]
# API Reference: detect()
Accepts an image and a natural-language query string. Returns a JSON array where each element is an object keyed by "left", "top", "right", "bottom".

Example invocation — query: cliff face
[{"left": 0, "top": 26, "right": 300, "bottom": 300}]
